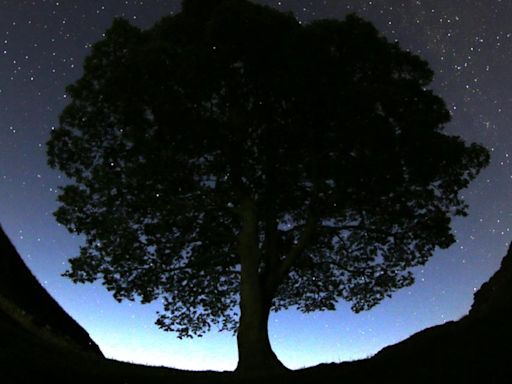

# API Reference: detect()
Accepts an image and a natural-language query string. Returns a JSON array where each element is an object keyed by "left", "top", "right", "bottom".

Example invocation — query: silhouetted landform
[
  {"left": 1, "top": 233, "right": 511, "bottom": 383},
  {"left": 295, "top": 244, "right": 512, "bottom": 383},
  {"left": 469, "top": 245, "right": 512, "bottom": 319},
  {"left": 0, "top": 225, "right": 103, "bottom": 356},
  {"left": 372, "top": 242, "right": 512, "bottom": 381}
]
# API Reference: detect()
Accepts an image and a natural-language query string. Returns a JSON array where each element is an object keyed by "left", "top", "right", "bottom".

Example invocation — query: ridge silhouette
[
  {"left": 0, "top": 225, "right": 103, "bottom": 356},
  {"left": 1, "top": 226, "right": 511, "bottom": 382}
]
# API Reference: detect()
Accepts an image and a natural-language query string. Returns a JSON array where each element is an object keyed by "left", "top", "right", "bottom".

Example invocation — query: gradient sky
[{"left": 1, "top": 0, "right": 511, "bottom": 372}]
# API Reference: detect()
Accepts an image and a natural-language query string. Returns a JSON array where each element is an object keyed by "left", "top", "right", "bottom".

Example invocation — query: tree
[{"left": 47, "top": 0, "right": 489, "bottom": 375}]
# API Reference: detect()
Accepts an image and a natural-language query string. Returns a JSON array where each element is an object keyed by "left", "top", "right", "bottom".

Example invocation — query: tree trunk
[
  {"left": 235, "top": 289, "right": 288, "bottom": 375},
  {"left": 235, "top": 198, "right": 288, "bottom": 376}
]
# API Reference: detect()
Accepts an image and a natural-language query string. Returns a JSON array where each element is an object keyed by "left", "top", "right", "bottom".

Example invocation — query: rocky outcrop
[{"left": 0, "top": 225, "right": 103, "bottom": 356}]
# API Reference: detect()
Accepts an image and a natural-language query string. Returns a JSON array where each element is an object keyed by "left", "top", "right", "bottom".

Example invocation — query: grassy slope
[
  {"left": 2, "top": 259, "right": 511, "bottom": 384},
  {"left": 0, "top": 226, "right": 103, "bottom": 356},
  {"left": 2, "top": 228, "right": 511, "bottom": 383},
  {"left": 0, "top": 309, "right": 238, "bottom": 384},
  {"left": 4, "top": 309, "right": 509, "bottom": 384}
]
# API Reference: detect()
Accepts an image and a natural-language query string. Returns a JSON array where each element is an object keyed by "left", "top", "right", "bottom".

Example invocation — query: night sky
[{"left": 1, "top": 0, "right": 511, "bottom": 372}]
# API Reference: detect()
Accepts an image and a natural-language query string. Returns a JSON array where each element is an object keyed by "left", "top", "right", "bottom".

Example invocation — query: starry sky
[{"left": 1, "top": 0, "right": 511, "bottom": 372}]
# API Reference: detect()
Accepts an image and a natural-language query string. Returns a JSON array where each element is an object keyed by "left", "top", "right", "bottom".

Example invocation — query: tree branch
[{"left": 277, "top": 213, "right": 317, "bottom": 281}]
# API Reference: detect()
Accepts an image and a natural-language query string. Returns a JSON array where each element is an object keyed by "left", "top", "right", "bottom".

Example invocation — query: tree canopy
[{"left": 47, "top": 0, "right": 489, "bottom": 374}]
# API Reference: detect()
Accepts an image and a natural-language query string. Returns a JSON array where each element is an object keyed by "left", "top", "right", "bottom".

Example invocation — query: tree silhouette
[{"left": 47, "top": 0, "right": 489, "bottom": 375}]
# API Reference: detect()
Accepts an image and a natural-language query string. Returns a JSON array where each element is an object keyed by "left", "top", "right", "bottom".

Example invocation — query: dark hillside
[
  {"left": 366, "top": 243, "right": 512, "bottom": 383},
  {"left": 0, "top": 225, "right": 102, "bottom": 355},
  {"left": 295, "top": 244, "right": 512, "bottom": 383},
  {"left": 1, "top": 225, "right": 511, "bottom": 383}
]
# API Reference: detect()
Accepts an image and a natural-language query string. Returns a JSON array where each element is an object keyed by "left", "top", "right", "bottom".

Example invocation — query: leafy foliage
[{"left": 47, "top": 0, "right": 489, "bottom": 338}]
